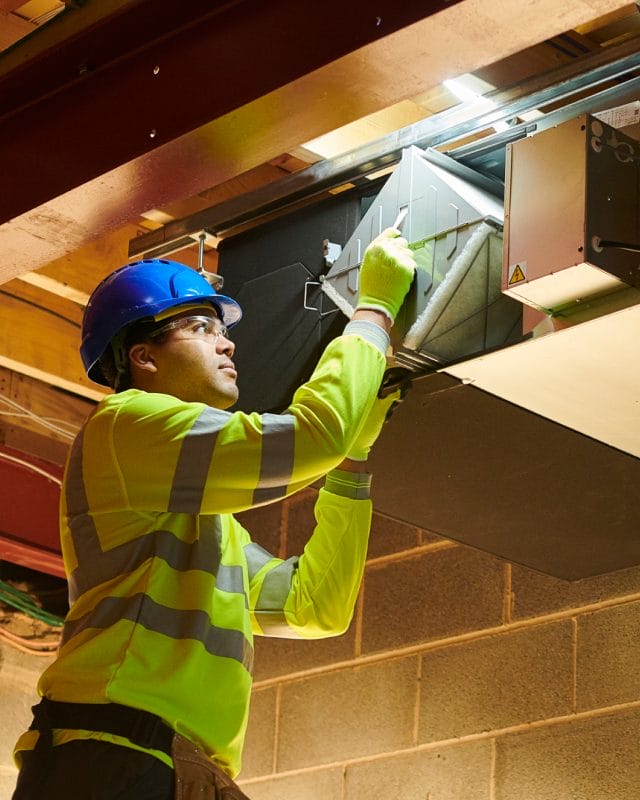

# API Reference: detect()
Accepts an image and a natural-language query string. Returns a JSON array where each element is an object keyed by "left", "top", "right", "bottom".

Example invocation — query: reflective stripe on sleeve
[
  {"left": 243, "top": 542, "right": 276, "bottom": 582},
  {"left": 255, "top": 557, "right": 298, "bottom": 610},
  {"left": 324, "top": 468, "right": 372, "bottom": 499},
  {"left": 254, "top": 610, "right": 306, "bottom": 638},
  {"left": 342, "top": 320, "right": 390, "bottom": 356},
  {"left": 252, "top": 414, "right": 295, "bottom": 505}
]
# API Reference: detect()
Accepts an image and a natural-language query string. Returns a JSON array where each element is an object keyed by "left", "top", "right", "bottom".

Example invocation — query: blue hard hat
[{"left": 81, "top": 259, "right": 242, "bottom": 386}]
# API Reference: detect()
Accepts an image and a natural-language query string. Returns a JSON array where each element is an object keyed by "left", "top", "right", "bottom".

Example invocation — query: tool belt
[
  {"left": 172, "top": 732, "right": 250, "bottom": 800},
  {"left": 28, "top": 698, "right": 251, "bottom": 800}
]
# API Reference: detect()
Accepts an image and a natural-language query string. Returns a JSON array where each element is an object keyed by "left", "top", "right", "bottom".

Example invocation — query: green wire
[{"left": 0, "top": 580, "right": 65, "bottom": 627}]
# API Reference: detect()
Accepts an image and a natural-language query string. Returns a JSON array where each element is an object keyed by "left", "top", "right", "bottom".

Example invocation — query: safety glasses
[{"left": 148, "top": 315, "right": 230, "bottom": 342}]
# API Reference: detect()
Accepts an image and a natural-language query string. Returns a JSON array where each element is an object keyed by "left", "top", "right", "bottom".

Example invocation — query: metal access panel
[
  {"left": 504, "top": 113, "right": 640, "bottom": 313},
  {"left": 322, "top": 146, "right": 522, "bottom": 370}
]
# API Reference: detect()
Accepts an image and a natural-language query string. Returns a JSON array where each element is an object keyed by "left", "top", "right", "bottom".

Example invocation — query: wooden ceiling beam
[
  {"left": 0, "top": 365, "right": 93, "bottom": 462},
  {"left": 0, "top": 8, "right": 34, "bottom": 48},
  {"left": 0, "top": 292, "right": 105, "bottom": 400}
]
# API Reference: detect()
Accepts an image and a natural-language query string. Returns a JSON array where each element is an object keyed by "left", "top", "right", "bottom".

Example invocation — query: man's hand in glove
[
  {"left": 356, "top": 227, "right": 416, "bottom": 324},
  {"left": 347, "top": 389, "right": 402, "bottom": 462}
]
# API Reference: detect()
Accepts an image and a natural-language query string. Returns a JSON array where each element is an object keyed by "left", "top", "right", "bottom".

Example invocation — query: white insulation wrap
[
  {"left": 403, "top": 221, "right": 495, "bottom": 351},
  {"left": 320, "top": 275, "right": 355, "bottom": 319}
]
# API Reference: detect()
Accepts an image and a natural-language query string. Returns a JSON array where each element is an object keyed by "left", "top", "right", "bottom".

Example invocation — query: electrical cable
[
  {"left": 0, "top": 450, "right": 62, "bottom": 485},
  {"left": 0, "top": 393, "right": 78, "bottom": 440},
  {"left": 0, "top": 626, "right": 59, "bottom": 656},
  {"left": 0, "top": 579, "right": 64, "bottom": 654},
  {"left": 0, "top": 580, "right": 65, "bottom": 627},
  {"left": 0, "top": 625, "right": 60, "bottom": 650}
]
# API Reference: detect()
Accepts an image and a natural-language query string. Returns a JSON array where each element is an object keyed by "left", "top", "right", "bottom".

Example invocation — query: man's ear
[{"left": 128, "top": 342, "right": 158, "bottom": 375}]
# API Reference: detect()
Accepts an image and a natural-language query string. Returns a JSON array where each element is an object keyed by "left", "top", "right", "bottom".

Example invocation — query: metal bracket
[
  {"left": 303, "top": 281, "right": 340, "bottom": 317},
  {"left": 323, "top": 239, "right": 343, "bottom": 267},
  {"left": 197, "top": 231, "right": 224, "bottom": 290}
]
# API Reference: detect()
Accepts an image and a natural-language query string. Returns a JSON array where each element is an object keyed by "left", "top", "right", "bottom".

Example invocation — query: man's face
[{"left": 140, "top": 307, "right": 239, "bottom": 409}]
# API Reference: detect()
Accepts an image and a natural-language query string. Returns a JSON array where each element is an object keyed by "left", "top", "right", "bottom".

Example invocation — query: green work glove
[
  {"left": 348, "top": 389, "right": 402, "bottom": 461},
  {"left": 356, "top": 227, "right": 416, "bottom": 323}
]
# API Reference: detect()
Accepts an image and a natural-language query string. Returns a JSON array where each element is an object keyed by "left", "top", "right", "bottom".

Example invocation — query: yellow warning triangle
[{"left": 509, "top": 264, "right": 526, "bottom": 285}]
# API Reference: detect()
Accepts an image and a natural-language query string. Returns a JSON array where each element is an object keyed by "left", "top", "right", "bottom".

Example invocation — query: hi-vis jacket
[{"left": 15, "top": 321, "right": 389, "bottom": 778}]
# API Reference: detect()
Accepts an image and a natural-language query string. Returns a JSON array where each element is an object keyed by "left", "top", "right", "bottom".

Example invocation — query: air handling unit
[
  {"left": 503, "top": 113, "right": 640, "bottom": 316},
  {"left": 321, "top": 146, "right": 523, "bottom": 372}
]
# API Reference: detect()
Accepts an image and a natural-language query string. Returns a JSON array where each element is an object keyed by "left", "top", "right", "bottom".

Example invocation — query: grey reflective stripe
[
  {"left": 243, "top": 542, "right": 276, "bottom": 582},
  {"left": 66, "top": 431, "right": 102, "bottom": 602},
  {"left": 256, "top": 557, "right": 298, "bottom": 610},
  {"left": 324, "top": 468, "right": 372, "bottom": 500},
  {"left": 65, "top": 437, "right": 240, "bottom": 599},
  {"left": 252, "top": 414, "right": 295, "bottom": 505},
  {"left": 62, "top": 421, "right": 252, "bottom": 671},
  {"left": 61, "top": 593, "right": 253, "bottom": 671},
  {"left": 254, "top": 610, "right": 305, "bottom": 638},
  {"left": 169, "top": 407, "right": 230, "bottom": 513},
  {"left": 69, "top": 515, "right": 229, "bottom": 599},
  {"left": 65, "top": 431, "right": 87, "bottom": 517},
  {"left": 216, "top": 564, "right": 245, "bottom": 595},
  {"left": 343, "top": 319, "right": 390, "bottom": 355}
]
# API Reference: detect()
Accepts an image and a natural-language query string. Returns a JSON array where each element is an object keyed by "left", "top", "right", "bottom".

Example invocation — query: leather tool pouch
[{"left": 171, "top": 733, "right": 251, "bottom": 800}]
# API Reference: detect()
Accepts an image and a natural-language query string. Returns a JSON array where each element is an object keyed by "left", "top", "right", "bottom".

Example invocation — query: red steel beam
[
  {"left": 0, "top": 0, "right": 460, "bottom": 225},
  {"left": 0, "top": 446, "right": 64, "bottom": 577}
]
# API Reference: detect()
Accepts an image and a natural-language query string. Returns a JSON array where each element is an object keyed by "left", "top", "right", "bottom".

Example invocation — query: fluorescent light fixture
[
  {"left": 443, "top": 77, "right": 510, "bottom": 133},
  {"left": 443, "top": 78, "right": 485, "bottom": 104}
]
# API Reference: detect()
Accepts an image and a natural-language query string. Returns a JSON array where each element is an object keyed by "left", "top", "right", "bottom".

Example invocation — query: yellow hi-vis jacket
[{"left": 15, "top": 321, "right": 388, "bottom": 778}]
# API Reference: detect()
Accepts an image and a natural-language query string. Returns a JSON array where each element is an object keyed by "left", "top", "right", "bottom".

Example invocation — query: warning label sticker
[{"left": 508, "top": 262, "right": 527, "bottom": 285}]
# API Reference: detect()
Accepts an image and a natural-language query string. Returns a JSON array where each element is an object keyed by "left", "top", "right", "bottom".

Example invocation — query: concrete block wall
[
  {"left": 236, "top": 488, "right": 640, "bottom": 800},
  {"left": 2, "top": 487, "right": 639, "bottom": 799}
]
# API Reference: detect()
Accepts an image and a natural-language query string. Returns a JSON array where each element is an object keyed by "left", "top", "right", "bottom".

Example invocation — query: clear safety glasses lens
[{"left": 149, "top": 315, "right": 230, "bottom": 341}]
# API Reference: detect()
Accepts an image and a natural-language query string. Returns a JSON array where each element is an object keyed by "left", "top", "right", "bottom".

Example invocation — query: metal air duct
[{"left": 321, "top": 146, "right": 523, "bottom": 372}]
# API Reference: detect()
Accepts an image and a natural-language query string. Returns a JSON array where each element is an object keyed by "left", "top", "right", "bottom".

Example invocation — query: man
[{"left": 12, "top": 228, "right": 415, "bottom": 799}]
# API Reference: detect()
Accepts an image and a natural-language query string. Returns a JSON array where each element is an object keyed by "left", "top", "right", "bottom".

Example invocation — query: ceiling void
[{"left": 0, "top": 0, "right": 632, "bottom": 280}]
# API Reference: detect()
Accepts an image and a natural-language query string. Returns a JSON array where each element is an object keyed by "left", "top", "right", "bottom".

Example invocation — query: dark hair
[{"left": 97, "top": 317, "right": 171, "bottom": 392}]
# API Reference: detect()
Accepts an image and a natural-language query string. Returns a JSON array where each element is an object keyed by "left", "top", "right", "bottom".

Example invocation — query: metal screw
[
  {"left": 149, "top": 129, "right": 157, "bottom": 139},
  {"left": 153, "top": 65, "right": 160, "bottom": 75}
]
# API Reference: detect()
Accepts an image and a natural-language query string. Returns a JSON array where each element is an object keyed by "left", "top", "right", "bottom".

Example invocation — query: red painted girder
[
  {"left": 0, "top": 0, "right": 460, "bottom": 225},
  {"left": 0, "top": 445, "right": 64, "bottom": 577}
]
